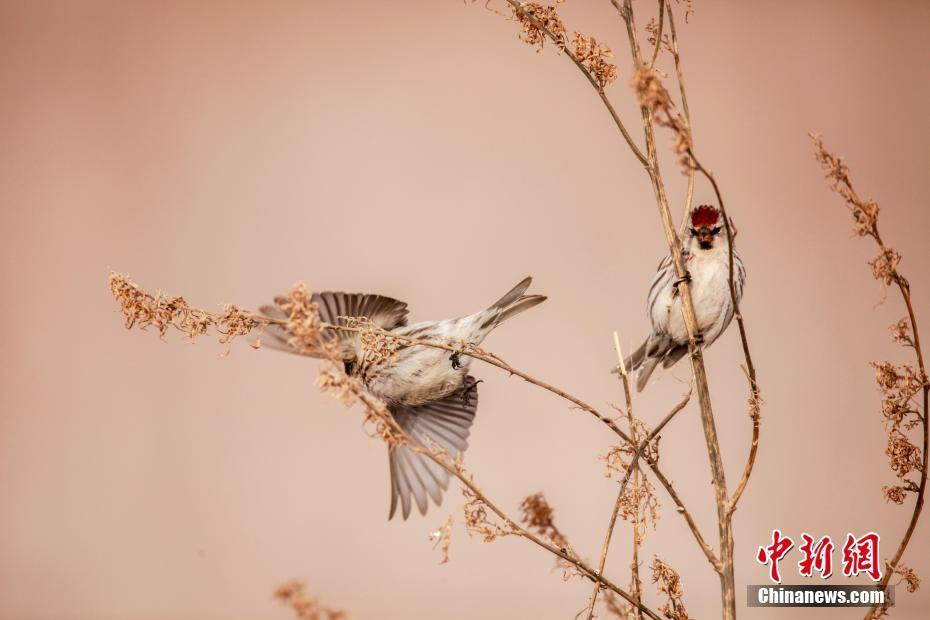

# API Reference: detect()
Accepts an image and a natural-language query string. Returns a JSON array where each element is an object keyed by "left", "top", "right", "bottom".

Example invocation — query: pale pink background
[{"left": 2, "top": 1, "right": 929, "bottom": 618}]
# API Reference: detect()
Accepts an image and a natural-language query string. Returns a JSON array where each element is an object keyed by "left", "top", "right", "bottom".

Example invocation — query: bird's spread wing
[
  {"left": 388, "top": 376, "right": 479, "bottom": 520},
  {"left": 259, "top": 291, "right": 409, "bottom": 359}
]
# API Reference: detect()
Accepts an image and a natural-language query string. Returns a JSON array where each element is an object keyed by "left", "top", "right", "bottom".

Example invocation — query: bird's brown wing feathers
[
  {"left": 388, "top": 376, "right": 478, "bottom": 520},
  {"left": 258, "top": 291, "right": 409, "bottom": 359}
]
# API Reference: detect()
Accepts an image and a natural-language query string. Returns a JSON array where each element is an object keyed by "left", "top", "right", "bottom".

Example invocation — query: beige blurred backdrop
[{"left": 2, "top": 1, "right": 929, "bottom": 618}]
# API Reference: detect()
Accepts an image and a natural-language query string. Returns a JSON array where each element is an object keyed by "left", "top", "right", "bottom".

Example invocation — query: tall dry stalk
[{"left": 811, "top": 135, "right": 927, "bottom": 619}]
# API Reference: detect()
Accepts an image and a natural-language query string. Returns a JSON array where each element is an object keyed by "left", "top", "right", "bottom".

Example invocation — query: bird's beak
[{"left": 697, "top": 227, "right": 714, "bottom": 248}]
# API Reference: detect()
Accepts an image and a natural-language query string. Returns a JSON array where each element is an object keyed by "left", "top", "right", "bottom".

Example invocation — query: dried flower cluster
[
  {"left": 651, "top": 557, "right": 689, "bottom": 620},
  {"left": 519, "top": 492, "right": 568, "bottom": 548},
  {"left": 645, "top": 18, "right": 672, "bottom": 55},
  {"left": 518, "top": 492, "right": 580, "bottom": 580},
  {"left": 894, "top": 564, "right": 921, "bottom": 593},
  {"left": 109, "top": 272, "right": 258, "bottom": 346},
  {"left": 871, "top": 361, "right": 926, "bottom": 494},
  {"left": 512, "top": 1, "right": 565, "bottom": 50},
  {"left": 429, "top": 515, "right": 454, "bottom": 564},
  {"left": 274, "top": 581, "right": 348, "bottom": 620},
  {"left": 603, "top": 437, "right": 660, "bottom": 535},
  {"left": 886, "top": 430, "right": 923, "bottom": 479},
  {"left": 275, "top": 282, "right": 325, "bottom": 354},
  {"left": 810, "top": 133, "right": 880, "bottom": 239},
  {"left": 463, "top": 486, "right": 514, "bottom": 543},
  {"left": 870, "top": 247, "right": 903, "bottom": 286},
  {"left": 343, "top": 316, "right": 399, "bottom": 368},
  {"left": 890, "top": 318, "right": 914, "bottom": 347},
  {"left": 572, "top": 32, "right": 617, "bottom": 88},
  {"left": 631, "top": 65, "right": 693, "bottom": 170}
]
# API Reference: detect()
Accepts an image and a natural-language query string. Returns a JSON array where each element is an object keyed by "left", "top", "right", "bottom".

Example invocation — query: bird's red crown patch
[{"left": 691, "top": 205, "right": 720, "bottom": 228}]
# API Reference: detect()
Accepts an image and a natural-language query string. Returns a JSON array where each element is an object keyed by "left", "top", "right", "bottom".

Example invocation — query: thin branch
[
  {"left": 664, "top": 0, "right": 696, "bottom": 234},
  {"left": 502, "top": 0, "right": 649, "bottom": 167},
  {"left": 647, "top": 0, "right": 665, "bottom": 69},
  {"left": 586, "top": 333, "right": 643, "bottom": 619},
  {"left": 685, "top": 152, "right": 762, "bottom": 516}
]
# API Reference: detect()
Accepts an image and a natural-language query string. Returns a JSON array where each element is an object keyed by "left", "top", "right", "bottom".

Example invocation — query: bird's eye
[
  {"left": 343, "top": 360, "right": 355, "bottom": 375},
  {"left": 689, "top": 228, "right": 698, "bottom": 236},
  {"left": 711, "top": 226, "right": 722, "bottom": 235}
]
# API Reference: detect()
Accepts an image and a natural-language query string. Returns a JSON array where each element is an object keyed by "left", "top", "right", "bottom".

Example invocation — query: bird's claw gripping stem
[
  {"left": 450, "top": 352, "right": 462, "bottom": 370},
  {"left": 672, "top": 270, "right": 692, "bottom": 289}
]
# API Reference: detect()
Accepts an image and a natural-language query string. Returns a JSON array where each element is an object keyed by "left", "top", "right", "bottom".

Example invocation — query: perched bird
[
  {"left": 260, "top": 277, "right": 546, "bottom": 519},
  {"left": 624, "top": 205, "right": 746, "bottom": 392}
]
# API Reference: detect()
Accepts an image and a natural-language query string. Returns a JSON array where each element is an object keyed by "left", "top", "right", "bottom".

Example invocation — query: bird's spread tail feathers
[{"left": 480, "top": 276, "right": 546, "bottom": 330}]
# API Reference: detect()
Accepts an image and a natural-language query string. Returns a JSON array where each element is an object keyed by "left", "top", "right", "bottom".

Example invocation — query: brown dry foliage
[
  {"left": 631, "top": 65, "right": 693, "bottom": 170},
  {"left": 894, "top": 564, "right": 921, "bottom": 594},
  {"left": 810, "top": 133, "right": 880, "bottom": 239},
  {"left": 512, "top": 1, "right": 566, "bottom": 50},
  {"left": 651, "top": 557, "right": 689, "bottom": 620},
  {"left": 572, "top": 31, "right": 618, "bottom": 88},
  {"left": 463, "top": 486, "right": 514, "bottom": 543},
  {"left": 274, "top": 581, "right": 348, "bottom": 620},
  {"left": 646, "top": 18, "right": 672, "bottom": 55},
  {"left": 429, "top": 515, "right": 454, "bottom": 564}
]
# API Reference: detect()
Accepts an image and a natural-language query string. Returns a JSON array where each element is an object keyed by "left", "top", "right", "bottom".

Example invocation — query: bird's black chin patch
[{"left": 699, "top": 240, "right": 713, "bottom": 250}]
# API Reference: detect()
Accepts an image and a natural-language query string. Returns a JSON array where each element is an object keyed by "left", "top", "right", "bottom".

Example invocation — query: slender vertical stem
[
  {"left": 862, "top": 228, "right": 928, "bottom": 619},
  {"left": 587, "top": 333, "right": 644, "bottom": 619},
  {"left": 617, "top": 1, "right": 736, "bottom": 616}
]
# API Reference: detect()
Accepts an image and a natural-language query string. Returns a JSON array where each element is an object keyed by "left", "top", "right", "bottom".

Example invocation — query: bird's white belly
[
  {"left": 667, "top": 255, "right": 730, "bottom": 345},
  {"left": 365, "top": 345, "right": 470, "bottom": 406}
]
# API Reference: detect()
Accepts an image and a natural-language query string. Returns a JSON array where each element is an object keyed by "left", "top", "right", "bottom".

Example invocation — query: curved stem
[
  {"left": 647, "top": 0, "right": 665, "bottom": 69},
  {"left": 863, "top": 228, "right": 928, "bottom": 619},
  {"left": 503, "top": 0, "right": 649, "bottom": 167}
]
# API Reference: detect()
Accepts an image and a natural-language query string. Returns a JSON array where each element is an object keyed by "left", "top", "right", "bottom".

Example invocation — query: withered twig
[{"left": 502, "top": 0, "right": 648, "bottom": 167}]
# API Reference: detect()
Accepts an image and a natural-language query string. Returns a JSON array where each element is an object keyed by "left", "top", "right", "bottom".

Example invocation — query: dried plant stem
[
  {"left": 864, "top": 268, "right": 928, "bottom": 619},
  {"left": 502, "top": 0, "right": 648, "bottom": 167},
  {"left": 810, "top": 136, "right": 927, "bottom": 617},
  {"left": 647, "top": 0, "right": 664, "bottom": 70},
  {"left": 686, "top": 153, "right": 761, "bottom": 516},
  {"left": 586, "top": 333, "right": 642, "bottom": 619},
  {"left": 862, "top": 235, "right": 927, "bottom": 620},
  {"left": 663, "top": 0, "right": 696, "bottom": 234},
  {"left": 618, "top": 1, "right": 736, "bottom": 616}
]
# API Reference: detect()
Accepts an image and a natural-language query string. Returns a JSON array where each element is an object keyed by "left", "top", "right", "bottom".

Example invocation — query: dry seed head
[
  {"left": 571, "top": 32, "right": 617, "bottom": 88},
  {"left": 870, "top": 247, "right": 902, "bottom": 285},
  {"left": 274, "top": 580, "right": 349, "bottom": 620},
  {"left": 646, "top": 18, "right": 672, "bottom": 55},
  {"left": 512, "top": 1, "right": 566, "bottom": 51},
  {"left": 344, "top": 316, "right": 399, "bottom": 367},
  {"left": 894, "top": 564, "right": 920, "bottom": 593},
  {"left": 882, "top": 485, "right": 909, "bottom": 505},
  {"left": 809, "top": 133, "right": 881, "bottom": 238},
  {"left": 631, "top": 65, "right": 694, "bottom": 171},
  {"left": 463, "top": 487, "right": 514, "bottom": 543},
  {"left": 890, "top": 318, "right": 913, "bottom": 347},
  {"left": 651, "top": 556, "right": 689, "bottom": 620},
  {"left": 108, "top": 272, "right": 267, "bottom": 348},
  {"left": 886, "top": 430, "right": 923, "bottom": 479},
  {"left": 429, "top": 515, "right": 454, "bottom": 564},
  {"left": 277, "top": 282, "right": 324, "bottom": 354}
]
